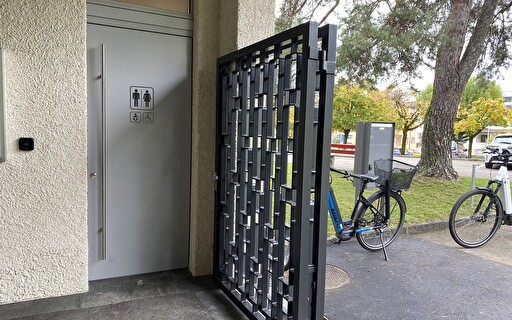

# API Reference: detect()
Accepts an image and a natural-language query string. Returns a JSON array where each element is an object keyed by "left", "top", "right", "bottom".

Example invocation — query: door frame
[
  {"left": 86, "top": 0, "right": 193, "bottom": 279},
  {"left": 87, "top": 0, "right": 193, "bottom": 37}
]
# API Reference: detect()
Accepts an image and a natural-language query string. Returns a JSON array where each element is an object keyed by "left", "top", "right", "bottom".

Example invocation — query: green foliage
[
  {"left": 335, "top": 1, "right": 512, "bottom": 85},
  {"left": 276, "top": 0, "right": 512, "bottom": 179},
  {"left": 454, "top": 76, "right": 508, "bottom": 157},
  {"left": 417, "top": 84, "right": 433, "bottom": 103},
  {"left": 385, "top": 87, "right": 428, "bottom": 154},
  {"left": 458, "top": 76, "right": 503, "bottom": 110},
  {"left": 454, "top": 97, "right": 509, "bottom": 141},
  {"left": 336, "top": 1, "right": 447, "bottom": 85},
  {"left": 275, "top": 0, "right": 341, "bottom": 33},
  {"left": 385, "top": 87, "right": 427, "bottom": 131},
  {"left": 332, "top": 84, "right": 395, "bottom": 135}
]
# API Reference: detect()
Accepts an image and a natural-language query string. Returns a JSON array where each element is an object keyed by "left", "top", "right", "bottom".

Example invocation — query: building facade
[{"left": 0, "top": 0, "right": 274, "bottom": 305}]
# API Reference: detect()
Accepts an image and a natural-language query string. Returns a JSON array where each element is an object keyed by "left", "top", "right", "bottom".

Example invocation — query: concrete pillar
[{"left": 189, "top": 0, "right": 275, "bottom": 276}]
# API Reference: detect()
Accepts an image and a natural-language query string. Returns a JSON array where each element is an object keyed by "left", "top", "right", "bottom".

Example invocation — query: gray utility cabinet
[{"left": 354, "top": 122, "right": 395, "bottom": 189}]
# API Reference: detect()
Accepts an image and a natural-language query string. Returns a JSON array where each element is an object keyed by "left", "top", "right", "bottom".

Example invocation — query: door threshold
[{"left": 0, "top": 269, "right": 240, "bottom": 320}]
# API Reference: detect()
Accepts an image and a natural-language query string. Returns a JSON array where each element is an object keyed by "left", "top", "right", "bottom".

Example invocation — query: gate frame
[{"left": 214, "top": 22, "right": 336, "bottom": 319}]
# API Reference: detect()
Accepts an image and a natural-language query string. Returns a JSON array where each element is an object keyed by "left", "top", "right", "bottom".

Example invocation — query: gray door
[{"left": 87, "top": 24, "right": 191, "bottom": 280}]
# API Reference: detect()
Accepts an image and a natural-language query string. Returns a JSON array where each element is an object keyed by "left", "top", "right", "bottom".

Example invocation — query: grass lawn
[{"left": 329, "top": 173, "right": 490, "bottom": 226}]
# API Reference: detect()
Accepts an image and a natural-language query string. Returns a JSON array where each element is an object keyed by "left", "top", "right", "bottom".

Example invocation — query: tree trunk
[
  {"left": 401, "top": 128, "right": 408, "bottom": 155},
  {"left": 468, "top": 137, "right": 474, "bottom": 158},
  {"left": 418, "top": 0, "right": 498, "bottom": 179},
  {"left": 419, "top": 88, "right": 461, "bottom": 179},
  {"left": 343, "top": 129, "right": 350, "bottom": 144}
]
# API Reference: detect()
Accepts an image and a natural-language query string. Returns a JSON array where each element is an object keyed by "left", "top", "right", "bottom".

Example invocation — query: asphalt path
[
  {"left": 324, "top": 229, "right": 512, "bottom": 320},
  {"left": 331, "top": 156, "right": 496, "bottom": 179},
  {"left": 324, "top": 156, "right": 512, "bottom": 319}
]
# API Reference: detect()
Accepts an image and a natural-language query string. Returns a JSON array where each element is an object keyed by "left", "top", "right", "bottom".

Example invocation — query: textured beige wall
[
  {"left": 0, "top": 0, "right": 273, "bottom": 303},
  {"left": 189, "top": 0, "right": 275, "bottom": 276},
  {"left": 234, "top": 0, "right": 276, "bottom": 50},
  {"left": 0, "top": 0, "right": 88, "bottom": 304}
]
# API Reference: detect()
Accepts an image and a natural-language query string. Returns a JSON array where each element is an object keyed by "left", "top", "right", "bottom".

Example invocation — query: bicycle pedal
[
  {"left": 340, "top": 229, "right": 353, "bottom": 241},
  {"left": 330, "top": 238, "right": 341, "bottom": 245}
]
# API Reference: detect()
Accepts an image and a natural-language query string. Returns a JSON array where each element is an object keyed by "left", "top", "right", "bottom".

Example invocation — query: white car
[
  {"left": 451, "top": 141, "right": 467, "bottom": 158},
  {"left": 484, "top": 134, "right": 512, "bottom": 168}
]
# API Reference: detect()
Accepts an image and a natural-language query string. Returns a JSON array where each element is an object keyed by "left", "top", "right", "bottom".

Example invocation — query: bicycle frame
[
  {"left": 327, "top": 185, "right": 344, "bottom": 237},
  {"left": 493, "top": 165, "right": 512, "bottom": 215},
  {"left": 327, "top": 176, "right": 390, "bottom": 241}
]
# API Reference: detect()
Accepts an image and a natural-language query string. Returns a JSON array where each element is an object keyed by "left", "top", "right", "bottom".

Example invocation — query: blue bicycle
[{"left": 328, "top": 160, "right": 416, "bottom": 259}]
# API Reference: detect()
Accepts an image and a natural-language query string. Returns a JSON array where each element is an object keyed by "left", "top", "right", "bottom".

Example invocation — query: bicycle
[
  {"left": 449, "top": 147, "right": 512, "bottom": 248},
  {"left": 327, "top": 159, "right": 417, "bottom": 260}
]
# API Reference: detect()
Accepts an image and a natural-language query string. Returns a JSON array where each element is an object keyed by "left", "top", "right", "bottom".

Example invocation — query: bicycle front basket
[{"left": 374, "top": 159, "right": 418, "bottom": 190}]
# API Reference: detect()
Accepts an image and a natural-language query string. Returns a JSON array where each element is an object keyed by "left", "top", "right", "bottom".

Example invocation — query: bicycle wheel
[
  {"left": 354, "top": 190, "right": 406, "bottom": 251},
  {"left": 449, "top": 189, "right": 502, "bottom": 248}
]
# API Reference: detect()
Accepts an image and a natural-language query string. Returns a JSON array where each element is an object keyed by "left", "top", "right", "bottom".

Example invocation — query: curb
[
  {"left": 327, "top": 220, "right": 450, "bottom": 243},
  {"left": 402, "top": 220, "right": 449, "bottom": 234}
]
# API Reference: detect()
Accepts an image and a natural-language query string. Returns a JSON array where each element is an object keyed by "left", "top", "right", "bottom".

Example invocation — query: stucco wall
[
  {"left": 190, "top": 0, "right": 275, "bottom": 276},
  {"left": 0, "top": 0, "right": 273, "bottom": 303},
  {"left": 0, "top": 0, "right": 88, "bottom": 304}
]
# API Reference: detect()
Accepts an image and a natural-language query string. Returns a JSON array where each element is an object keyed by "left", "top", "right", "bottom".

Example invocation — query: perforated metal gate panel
[{"left": 214, "top": 22, "right": 336, "bottom": 319}]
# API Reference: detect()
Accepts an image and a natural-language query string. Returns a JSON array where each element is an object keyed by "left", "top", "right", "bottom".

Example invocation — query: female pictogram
[{"left": 143, "top": 90, "right": 152, "bottom": 108}]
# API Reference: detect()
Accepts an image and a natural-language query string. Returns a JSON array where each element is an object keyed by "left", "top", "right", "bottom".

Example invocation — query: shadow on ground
[{"left": 324, "top": 228, "right": 512, "bottom": 319}]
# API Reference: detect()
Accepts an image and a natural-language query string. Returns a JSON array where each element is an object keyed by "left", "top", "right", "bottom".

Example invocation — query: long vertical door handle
[{"left": 100, "top": 43, "right": 107, "bottom": 260}]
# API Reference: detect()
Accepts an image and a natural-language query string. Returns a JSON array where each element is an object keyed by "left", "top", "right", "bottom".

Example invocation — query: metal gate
[{"left": 214, "top": 22, "right": 336, "bottom": 319}]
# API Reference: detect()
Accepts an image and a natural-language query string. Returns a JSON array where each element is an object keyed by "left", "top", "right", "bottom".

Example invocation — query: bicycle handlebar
[
  {"left": 486, "top": 146, "right": 512, "bottom": 162},
  {"left": 330, "top": 167, "right": 350, "bottom": 178}
]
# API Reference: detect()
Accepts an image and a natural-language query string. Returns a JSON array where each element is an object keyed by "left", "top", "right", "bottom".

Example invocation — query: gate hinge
[{"left": 320, "top": 51, "right": 336, "bottom": 75}]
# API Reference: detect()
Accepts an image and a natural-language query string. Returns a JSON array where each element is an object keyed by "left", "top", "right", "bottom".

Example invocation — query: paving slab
[{"left": 324, "top": 230, "right": 512, "bottom": 320}]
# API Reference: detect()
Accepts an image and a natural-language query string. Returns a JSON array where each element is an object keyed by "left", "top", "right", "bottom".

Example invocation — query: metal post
[
  {"left": 471, "top": 163, "right": 477, "bottom": 191},
  {"left": 470, "top": 163, "right": 476, "bottom": 207}
]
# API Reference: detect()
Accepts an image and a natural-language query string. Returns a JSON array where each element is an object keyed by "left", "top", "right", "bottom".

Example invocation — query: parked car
[
  {"left": 484, "top": 134, "right": 512, "bottom": 168},
  {"left": 393, "top": 148, "right": 412, "bottom": 156},
  {"left": 451, "top": 141, "right": 467, "bottom": 159}
]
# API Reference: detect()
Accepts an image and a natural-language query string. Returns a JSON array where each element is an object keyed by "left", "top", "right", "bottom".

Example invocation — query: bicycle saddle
[{"left": 350, "top": 173, "right": 379, "bottom": 182}]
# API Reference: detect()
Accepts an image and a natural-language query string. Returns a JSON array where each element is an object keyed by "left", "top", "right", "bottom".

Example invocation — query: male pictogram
[{"left": 132, "top": 89, "right": 140, "bottom": 107}]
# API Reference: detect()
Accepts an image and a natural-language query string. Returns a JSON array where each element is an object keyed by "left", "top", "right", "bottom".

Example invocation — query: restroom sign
[{"left": 130, "top": 86, "right": 154, "bottom": 110}]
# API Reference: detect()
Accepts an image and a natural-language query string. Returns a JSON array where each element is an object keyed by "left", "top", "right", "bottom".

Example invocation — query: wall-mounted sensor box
[{"left": 19, "top": 137, "right": 34, "bottom": 151}]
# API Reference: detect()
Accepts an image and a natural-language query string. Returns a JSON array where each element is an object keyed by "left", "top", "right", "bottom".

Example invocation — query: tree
[
  {"left": 454, "top": 97, "right": 510, "bottom": 157},
  {"left": 275, "top": 0, "right": 341, "bottom": 33},
  {"left": 335, "top": 1, "right": 512, "bottom": 179},
  {"left": 332, "top": 84, "right": 394, "bottom": 143},
  {"left": 386, "top": 87, "right": 428, "bottom": 155},
  {"left": 453, "top": 76, "right": 504, "bottom": 157}
]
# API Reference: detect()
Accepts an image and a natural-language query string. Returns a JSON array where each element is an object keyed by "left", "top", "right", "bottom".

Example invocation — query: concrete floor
[
  {"left": 2, "top": 226, "right": 512, "bottom": 320},
  {"left": 0, "top": 269, "right": 247, "bottom": 320}
]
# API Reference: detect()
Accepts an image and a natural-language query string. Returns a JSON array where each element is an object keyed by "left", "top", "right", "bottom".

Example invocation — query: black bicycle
[
  {"left": 284, "top": 159, "right": 417, "bottom": 267},
  {"left": 328, "top": 159, "right": 416, "bottom": 259}
]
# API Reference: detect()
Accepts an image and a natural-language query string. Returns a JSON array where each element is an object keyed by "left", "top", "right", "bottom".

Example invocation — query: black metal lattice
[{"left": 214, "top": 22, "right": 336, "bottom": 320}]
